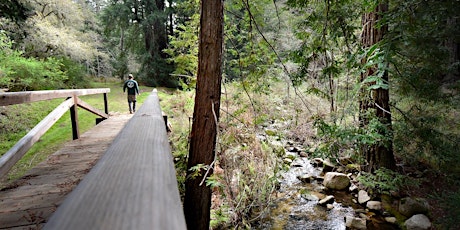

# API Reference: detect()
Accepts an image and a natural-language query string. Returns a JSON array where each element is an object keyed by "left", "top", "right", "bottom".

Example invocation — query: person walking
[{"left": 123, "top": 74, "right": 140, "bottom": 114}]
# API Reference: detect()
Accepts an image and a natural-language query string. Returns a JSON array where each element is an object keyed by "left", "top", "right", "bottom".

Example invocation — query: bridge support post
[
  {"left": 70, "top": 96, "right": 80, "bottom": 140},
  {"left": 103, "top": 93, "right": 109, "bottom": 114}
]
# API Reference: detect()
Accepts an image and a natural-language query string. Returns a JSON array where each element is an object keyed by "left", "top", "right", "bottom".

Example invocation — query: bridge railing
[
  {"left": 0, "top": 88, "right": 110, "bottom": 178},
  {"left": 43, "top": 89, "right": 186, "bottom": 230}
]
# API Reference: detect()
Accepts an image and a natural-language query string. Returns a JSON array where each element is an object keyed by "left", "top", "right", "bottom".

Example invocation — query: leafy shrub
[
  {"left": 358, "top": 168, "right": 418, "bottom": 195},
  {"left": 312, "top": 115, "right": 391, "bottom": 164},
  {"left": 1, "top": 31, "right": 62, "bottom": 91}
]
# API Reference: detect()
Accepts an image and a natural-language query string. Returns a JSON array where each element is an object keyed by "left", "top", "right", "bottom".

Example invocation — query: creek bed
[
  {"left": 253, "top": 156, "right": 400, "bottom": 229},
  {"left": 254, "top": 157, "right": 355, "bottom": 229}
]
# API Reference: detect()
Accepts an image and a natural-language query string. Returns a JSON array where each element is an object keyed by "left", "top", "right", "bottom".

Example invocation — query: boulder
[
  {"left": 358, "top": 190, "right": 371, "bottom": 204},
  {"left": 385, "top": 217, "right": 397, "bottom": 224},
  {"left": 399, "top": 197, "right": 430, "bottom": 217},
  {"left": 366, "top": 201, "right": 382, "bottom": 211},
  {"left": 302, "top": 193, "right": 320, "bottom": 201},
  {"left": 349, "top": 183, "right": 359, "bottom": 193},
  {"left": 404, "top": 214, "right": 431, "bottom": 230},
  {"left": 323, "top": 172, "right": 350, "bottom": 190},
  {"left": 299, "top": 151, "right": 309, "bottom": 157},
  {"left": 318, "top": 195, "right": 335, "bottom": 206},
  {"left": 345, "top": 216, "right": 367, "bottom": 230}
]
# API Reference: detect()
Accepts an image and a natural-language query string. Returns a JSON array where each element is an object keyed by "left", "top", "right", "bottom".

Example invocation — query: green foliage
[
  {"left": 358, "top": 168, "right": 418, "bottom": 195},
  {"left": 360, "top": 45, "right": 389, "bottom": 90},
  {"left": 0, "top": 30, "right": 92, "bottom": 91},
  {"left": 100, "top": 0, "right": 174, "bottom": 87},
  {"left": 0, "top": 0, "right": 31, "bottom": 22},
  {"left": 287, "top": 0, "right": 362, "bottom": 113},
  {"left": 59, "top": 57, "right": 91, "bottom": 89},
  {"left": 205, "top": 174, "right": 223, "bottom": 189},
  {"left": 387, "top": 0, "right": 460, "bottom": 102},
  {"left": 383, "top": 0, "right": 460, "bottom": 173},
  {"left": 164, "top": 0, "right": 199, "bottom": 88},
  {"left": 210, "top": 205, "right": 231, "bottom": 229},
  {"left": 224, "top": 0, "right": 277, "bottom": 91},
  {"left": 312, "top": 115, "right": 392, "bottom": 163},
  {"left": 0, "top": 32, "right": 68, "bottom": 91},
  {"left": 393, "top": 101, "right": 460, "bottom": 171},
  {"left": 188, "top": 163, "right": 208, "bottom": 180}
]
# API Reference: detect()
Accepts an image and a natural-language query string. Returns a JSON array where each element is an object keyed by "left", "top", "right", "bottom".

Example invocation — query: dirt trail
[{"left": 0, "top": 114, "right": 132, "bottom": 229}]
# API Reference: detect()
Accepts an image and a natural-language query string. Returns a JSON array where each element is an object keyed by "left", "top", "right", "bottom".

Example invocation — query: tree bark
[
  {"left": 360, "top": 3, "right": 396, "bottom": 172},
  {"left": 183, "top": 0, "right": 224, "bottom": 229}
]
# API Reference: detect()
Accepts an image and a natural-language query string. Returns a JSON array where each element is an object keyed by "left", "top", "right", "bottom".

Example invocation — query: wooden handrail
[
  {"left": 43, "top": 89, "right": 186, "bottom": 230},
  {"left": 0, "top": 88, "right": 110, "bottom": 179},
  {"left": 0, "top": 88, "right": 110, "bottom": 106}
]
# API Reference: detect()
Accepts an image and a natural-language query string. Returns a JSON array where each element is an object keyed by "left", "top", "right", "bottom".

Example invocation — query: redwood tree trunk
[
  {"left": 360, "top": 3, "right": 396, "bottom": 172},
  {"left": 183, "top": 0, "right": 224, "bottom": 229},
  {"left": 143, "top": 0, "right": 169, "bottom": 84}
]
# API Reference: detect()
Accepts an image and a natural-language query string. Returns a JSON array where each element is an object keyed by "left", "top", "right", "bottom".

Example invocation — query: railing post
[
  {"left": 103, "top": 93, "right": 109, "bottom": 115},
  {"left": 70, "top": 96, "right": 80, "bottom": 140}
]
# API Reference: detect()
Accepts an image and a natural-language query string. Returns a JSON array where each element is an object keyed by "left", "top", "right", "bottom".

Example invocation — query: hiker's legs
[{"left": 128, "top": 95, "right": 136, "bottom": 113}]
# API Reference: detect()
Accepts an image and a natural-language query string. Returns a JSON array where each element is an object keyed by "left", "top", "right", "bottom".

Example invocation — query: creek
[
  {"left": 255, "top": 156, "right": 354, "bottom": 230},
  {"left": 253, "top": 148, "right": 401, "bottom": 230}
]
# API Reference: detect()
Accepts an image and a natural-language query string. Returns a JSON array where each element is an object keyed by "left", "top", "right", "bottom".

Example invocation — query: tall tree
[
  {"left": 387, "top": 0, "right": 460, "bottom": 170},
  {"left": 183, "top": 0, "right": 224, "bottom": 229},
  {"left": 141, "top": 0, "right": 171, "bottom": 85},
  {"left": 101, "top": 0, "right": 173, "bottom": 86},
  {"left": 359, "top": 1, "right": 396, "bottom": 172}
]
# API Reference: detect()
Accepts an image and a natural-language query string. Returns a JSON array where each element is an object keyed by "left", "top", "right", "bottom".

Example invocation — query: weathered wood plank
[
  {"left": 0, "top": 88, "right": 110, "bottom": 106},
  {"left": 0, "top": 206, "right": 56, "bottom": 229},
  {"left": 43, "top": 90, "right": 186, "bottom": 230},
  {"left": 0, "top": 98, "right": 74, "bottom": 178},
  {"left": 76, "top": 97, "right": 108, "bottom": 119}
]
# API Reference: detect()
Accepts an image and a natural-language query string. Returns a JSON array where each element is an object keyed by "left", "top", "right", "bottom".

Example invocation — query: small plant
[{"left": 210, "top": 205, "right": 231, "bottom": 229}]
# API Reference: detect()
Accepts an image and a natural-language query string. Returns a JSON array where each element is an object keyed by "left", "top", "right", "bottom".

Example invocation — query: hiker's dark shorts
[{"left": 127, "top": 95, "right": 137, "bottom": 102}]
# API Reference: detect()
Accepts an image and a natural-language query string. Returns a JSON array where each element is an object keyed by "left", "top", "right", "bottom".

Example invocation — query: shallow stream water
[{"left": 255, "top": 157, "right": 355, "bottom": 230}]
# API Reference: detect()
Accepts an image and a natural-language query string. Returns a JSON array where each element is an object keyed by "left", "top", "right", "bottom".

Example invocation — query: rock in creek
[
  {"left": 345, "top": 216, "right": 367, "bottom": 230},
  {"left": 404, "top": 214, "right": 431, "bottom": 230},
  {"left": 318, "top": 195, "right": 335, "bottom": 206},
  {"left": 358, "top": 190, "right": 371, "bottom": 204},
  {"left": 323, "top": 172, "right": 350, "bottom": 190},
  {"left": 399, "top": 197, "right": 430, "bottom": 217}
]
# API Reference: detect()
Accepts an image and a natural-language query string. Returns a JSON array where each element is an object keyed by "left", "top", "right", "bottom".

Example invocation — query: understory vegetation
[{"left": 161, "top": 78, "right": 459, "bottom": 229}]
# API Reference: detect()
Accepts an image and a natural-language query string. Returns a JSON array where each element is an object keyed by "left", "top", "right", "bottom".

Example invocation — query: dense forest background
[{"left": 1, "top": 0, "right": 459, "bottom": 229}]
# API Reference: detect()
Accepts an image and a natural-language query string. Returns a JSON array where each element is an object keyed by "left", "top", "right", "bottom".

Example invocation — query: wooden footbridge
[{"left": 0, "top": 89, "right": 186, "bottom": 229}]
